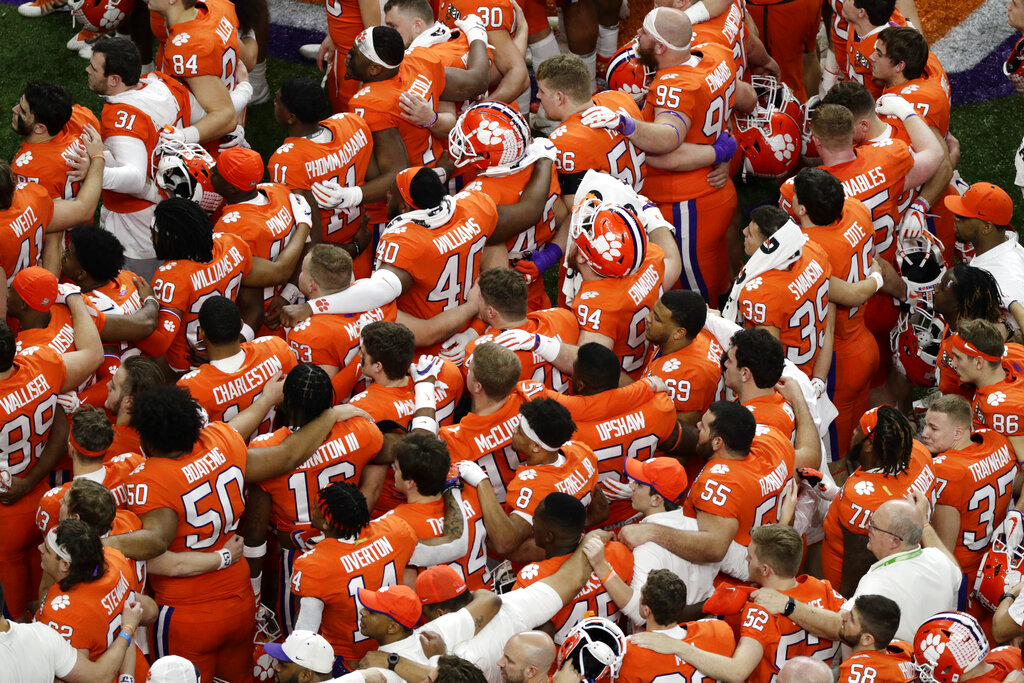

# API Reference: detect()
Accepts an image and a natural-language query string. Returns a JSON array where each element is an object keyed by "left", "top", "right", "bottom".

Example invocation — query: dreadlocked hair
[
  {"left": 280, "top": 363, "right": 335, "bottom": 428},
  {"left": 948, "top": 265, "right": 1004, "bottom": 325},
  {"left": 873, "top": 405, "right": 914, "bottom": 476},
  {"left": 55, "top": 519, "right": 107, "bottom": 592},
  {"left": 153, "top": 198, "right": 214, "bottom": 262},
  {"left": 317, "top": 482, "right": 370, "bottom": 538}
]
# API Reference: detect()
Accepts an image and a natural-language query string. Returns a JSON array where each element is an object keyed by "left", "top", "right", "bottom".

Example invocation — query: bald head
[
  {"left": 500, "top": 631, "right": 556, "bottom": 682},
  {"left": 877, "top": 498, "right": 924, "bottom": 547},
  {"left": 778, "top": 656, "right": 832, "bottom": 683},
  {"left": 646, "top": 7, "right": 692, "bottom": 51}
]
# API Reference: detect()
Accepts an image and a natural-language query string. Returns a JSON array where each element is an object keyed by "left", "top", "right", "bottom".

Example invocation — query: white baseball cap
[
  {"left": 147, "top": 656, "right": 200, "bottom": 683},
  {"left": 264, "top": 630, "right": 334, "bottom": 674}
]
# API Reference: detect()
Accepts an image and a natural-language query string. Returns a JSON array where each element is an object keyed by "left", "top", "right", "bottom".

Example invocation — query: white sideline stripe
[{"left": 932, "top": 0, "right": 1016, "bottom": 73}]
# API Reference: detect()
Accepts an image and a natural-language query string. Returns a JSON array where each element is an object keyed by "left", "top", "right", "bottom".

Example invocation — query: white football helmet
[
  {"left": 897, "top": 232, "right": 946, "bottom": 298},
  {"left": 152, "top": 138, "right": 224, "bottom": 214},
  {"left": 556, "top": 617, "right": 627, "bottom": 683},
  {"left": 890, "top": 297, "right": 944, "bottom": 388},
  {"left": 973, "top": 510, "right": 1024, "bottom": 612}
]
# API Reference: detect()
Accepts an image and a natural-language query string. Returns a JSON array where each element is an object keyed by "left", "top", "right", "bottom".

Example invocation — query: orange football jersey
[
  {"left": 36, "top": 546, "right": 149, "bottom": 681},
  {"left": 12, "top": 105, "right": 99, "bottom": 200},
  {"left": 1, "top": 182, "right": 52, "bottom": 283},
  {"left": 821, "top": 440, "right": 937, "bottom": 586},
  {"left": 972, "top": 372, "right": 1024, "bottom": 440},
  {"left": 881, "top": 53, "right": 951, "bottom": 137},
  {"left": 290, "top": 513, "right": 417, "bottom": 659},
  {"left": 35, "top": 453, "right": 146, "bottom": 534},
  {"left": 253, "top": 417, "right": 383, "bottom": 536},
  {"left": 16, "top": 304, "right": 75, "bottom": 355},
  {"left": 439, "top": 0, "right": 517, "bottom": 34},
  {"left": 844, "top": 13, "right": 908, "bottom": 98},
  {"left": 0, "top": 345, "right": 64, "bottom": 478},
  {"left": 642, "top": 42, "right": 739, "bottom": 202},
  {"left": 747, "top": 0, "right": 821, "bottom": 101},
  {"left": 549, "top": 90, "right": 646, "bottom": 196},
  {"left": 838, "top": 642, "right": 917, "bottom": 683},
  {"left": 933, "top": 430, "right": 1018, "bottom": 576},
  {"left": 464, "top": 165, "right": 559, "bottom": 261},
  {"left": 125, "top": 422, "right": 249, "bottom": 605},
  {"left": 780, "top": 142, "right": 914, "bottom": 264},
  {"left": 374, "top": 190, "right": 498, "bottom": 326},
  {"left": 737, "top": 241, "right": 832, "bottom": 377},
  {"left": 570, "top": 391, "right": 678, "bottom": 527},
  {"left": 160, "top": 2, "right": 240, "bottom": 91},
  {"left": 972, "top": 647, "right": 1024, "bottom": 682},
  {"left": 829, "top": 0, "right": 852, "bottom": 74},
  {"left": 268, "top": 113, "right": 374, "bottom": 244},
  {"left": 513, "top": 541, "right": 634, "bottom": 644},
  {"left": 643, "top": 329, "right": 724, "bottom": 415},
  {"left": 744, "top": 392, "right": 796, "bottom": 438},
  {"left": 739, "top": 576, "right": 844, "bottom": 682},
  {"left": 464, "top": 308, "right": 580, "bottom": 394},
  {"left": 682, "top": 426, "right": 795, "bottom": 546},
  {"left": 693, "top": 0, "right": 747, "bottom": 75},
  {"left": 149, "top": 232, "right": 253, "bottom": 371},
  {"left": 505, "top": 441, "right": 600, "bottom": 521},
  {"left": 617, "top": 620, "right": 736, "bottom": 683},
  {"left": 324, "top": 0, "right": 372, "bottom": 48},
  {"left": 391, "top": 485, "right": 491, "bottom": 591},
  {"left": 177, "top": 336, "right": 297, "bottom": 429},
  {"left": 573, "top": 244, "right": 665, "bottom": 379}
]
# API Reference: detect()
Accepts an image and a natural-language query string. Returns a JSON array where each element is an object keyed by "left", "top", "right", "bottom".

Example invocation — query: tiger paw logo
[
  {"left": 770, "top": 133, "right": 796, "bottom": 163},
  {"left": 709, "top": 463, "right": 730, "bottom": 475},
  {"left": 518, "top": 469, "right": 538, "bottom": 481},
  {"left": 221, "top": 211, "right": 241, "bottom": 224},
  {"left": 755, "top": 424, "right": 771, "bottom": 437},
  {"left": 171, "top": 33, "right": 190, "bottom": 46},
  {"left": 580, "top": 291, "right": 599, "bottom": 300},
  {"left": 162, "top": 320, "right": 175, "bottom": 332},
  {"left": 276, "top": 142, "right": 294, "bottom": 154},
  {"left": 919, "top": 633, "right": 946, "bottom": 663},
  {"left": 744, "top": 277, "right": 764, "bottom": 291},
  {"left": 14, "top": 151, "right": 32, "bottom": 167},
  {"left": 253, "top": 652, "right": 277, "bottom": 681},
  {"left": 520, "top": 564, "right": 540, "bottom": 581},
  {"left": 50, "top": 595, "right": 71, "bottom": 611},
  {"left": 854, "top": 481, "right": 875, "bottom": 496},
  {"left": 661, "top": 358, "right": 681, "bottom": 372},
  {"left": 590, "top": 234, "right": 623, "bottom": 262},
  {"left": 900, "top": 84, "right": 920, "bottom": 95},
  {"left": 988, "top": 391, "right": 1007, "bottom": 406}
]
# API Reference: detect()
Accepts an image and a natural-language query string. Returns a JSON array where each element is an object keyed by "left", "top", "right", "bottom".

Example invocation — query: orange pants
[
  {"left": 931, "top": 184, "right": 961, "bottom": 267},
  {"left": 832, "top": 327, "right": 880, "bottom": 455},
  {"left": 864, "top": 294, "right": 900, "bottom": 388},
  {"left": 0, "top": 480, "right": 48, "bottom": 619},
  {"left": 154, "top": 595, "right": 257, "bottom": 683},
  {"left": 327, "top": 33, "right": 364, "bottom": 114},
  {"left": 658, "top": 184, "right": 738, "bottom": 307}
]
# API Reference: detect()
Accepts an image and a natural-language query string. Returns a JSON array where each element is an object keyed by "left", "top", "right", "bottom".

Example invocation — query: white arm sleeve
[
  {"left": 409, "top": 490, "right": 470, "bottom": 566},
  {"left": 620, "top": 546, "right": 655, "bottom": 626},
  {"left": 230, "top": 81, "right": 254, "bottom": 115},
  {"left": 294, "top": 597, "right": 325, "bottom": 632},
  {"left": 703, "top": 312, "right": 743, "bottom": 349},
  {"left": 312, "top": 268, "right": 404, "bottom": 315},
  {"left": 102, "top": 135, "right": 150, "bottom": 195}
]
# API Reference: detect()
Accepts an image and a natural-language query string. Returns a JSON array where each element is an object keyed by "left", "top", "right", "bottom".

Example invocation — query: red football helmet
[
  {"left": 913, "top": 611, "right": 989, "bottom": 683},
  {"left": 735, "top": 76, "right": 802, "bottom": 178},
  {"left": 1005, "top": 37, "right": 1024, "bottom": 91},
  {"left": 569, "top": 194, "right": 647, "bottom": 278},
  {"left": 897, "top": 232, "right": 946, "bottom": 298},
  {"left": 68, "top": 0, "right": 133, "bottom": 32},
  {"left": 556, "top": 617, "right": 627, "bottom": 683},
  {"left": 972, "top": 510, "right": 1024, "bottom": 612},
  {"left": 890, "top": 298, "right": 944, "bottom": 387},
  {"left": 153, "top": 137, "right": 224, "bottom": 214},
  {"left": 606, "top": 39, "right": 653, "bottom": 100},
  {"left": 448, "top": 101, "right": 530, "bottom": 171},
  {"left": 801, "top": 94, "right": 822, "bottom": 158}
]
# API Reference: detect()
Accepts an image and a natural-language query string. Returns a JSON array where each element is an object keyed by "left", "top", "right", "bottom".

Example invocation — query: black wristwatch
[
  {"left": 388, "top": 653, "right": 400, "bottom": 671},
  {"left": 1000, "top": 592, "right": 1018, "bottom": 605},
  {"left": 783, "top": 596, "right": 797, "bottom": 617}
]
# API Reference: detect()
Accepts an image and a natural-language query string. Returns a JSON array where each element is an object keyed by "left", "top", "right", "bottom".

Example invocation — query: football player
[
  {"left": 0, "top": 289, "right": 102, "bottom": 620},
  {"left": 913, "top": 611, "right": 1024, "bottom": 682},
  {"left": 630, "top": 524, "right": 844, "bottom": 682},
  {"left": 840, "top": 0, "right": 909, "bottom": 97},
  {"left": 821, "top": 406, "right": 938, "bottom": 595},
  {"left": 177, "top": 296, "right": 297, "bottom": 429},
  {"left": 614, "top": 569, "right": 734, "bottom": 682},
  {"left": 744, "top": 0, "right": 822, "bottom": 101},
  {"left": 103, "top": 355, "right": 164, "bottom": 458},
  {"left": 722, "top": 328, "right": 795, "bottom": 437},
  {"left": 920, "top": 394, "right": 1018, "bottom": 603}
]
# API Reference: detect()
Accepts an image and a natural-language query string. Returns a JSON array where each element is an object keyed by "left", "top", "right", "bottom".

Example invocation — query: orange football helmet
[
  {"left": 569, "top": 194, "right": 647, "bottom": 279},
  {"left": 448, "top": 101, "right": 530, "bottom": 171}
]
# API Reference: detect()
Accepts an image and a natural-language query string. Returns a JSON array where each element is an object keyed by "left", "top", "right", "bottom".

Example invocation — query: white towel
[{"left": 722, "top": 219, "right": 807, "bottom": 324}]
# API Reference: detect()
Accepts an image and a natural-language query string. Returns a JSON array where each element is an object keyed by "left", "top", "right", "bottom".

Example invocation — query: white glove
[
  {"left": 640, "top": 198, "right": 674, "bottom": 236},
  {"left": 454, "top": 13, "right": 488, "bottom": 44},
  {"left": 818, "top": 51, "right": 839, "bottom": 99},
  {"left": 875, "top": 94, "right": 917, "bottom": 121},
  {"left": 289, "top": 192, "right": 313, "bottom": 228},
  {"left": 580, "top": 105, "right": 623, "bottom": 131},
  {"left": 219, "top": 124, "right": 247, "bottom": 151},
  {"left": 492, "top": 328, "right": 537, "bottom": 352},
  {"left": 809, "top": 377, "right": 827, "bottom": 401},
  {"left": 602, "top": 477, "right": 634, "bottom": 501},
  {"left": 0, "top": 470, "right": 10, "bottom": 494},
  {"left": 56, "top": 392, "right": 82, "bottom": 414},
  {"left": 56, "top": 282, "right": 81, "bottom": 305},
  {"left": 528, "top": 137, "right": 557, "bottom": 162},
  {"left": 899, "top": 199, "right": 928, "bottom": 241},
  {"left": 457, "top": 459, "right": 488, "bottom": 487},
  {"left": 411, "top": 354, "right": 444, "bottom": 383},
  {"left": 311, "top": 180, "right": 363, "bottom": 209},
  {"left": 160, "top": 124, "right": 200, "bottom": 145},
  {"left": 440, "top": 328, "right": 480, "bottom": 366}
]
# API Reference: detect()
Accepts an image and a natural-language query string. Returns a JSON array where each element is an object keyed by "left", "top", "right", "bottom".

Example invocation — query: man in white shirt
[{"left": 945, "top": 182, "right": 1024, "bottom": 331}]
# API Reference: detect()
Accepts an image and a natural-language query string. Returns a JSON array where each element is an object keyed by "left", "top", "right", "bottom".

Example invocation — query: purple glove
[
  {"left": 712, "top": 131, "right": 737, "bottom": 165},
  {"left": 529, "top": 242, "right": 563, "bottom": 273}
]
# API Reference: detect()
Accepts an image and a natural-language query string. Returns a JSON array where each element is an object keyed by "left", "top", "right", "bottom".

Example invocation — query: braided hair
[
  {"left": 872, "top": 406, "right": 914, "bottom": 476},
  {"left": 54, "top": 519, "right": 107, "bottom": 592},
  {"left": 152, "top": 198, "right": 214, "bottom": 262},
  {"left": 317, "top": 482, "right": 370, "bottom": 539},
  {"left": 946, "top": 265, "right": 1004, "bottom": 326},
  {"left": 279, "top": 363, "right": 335, "bottom": 428}
]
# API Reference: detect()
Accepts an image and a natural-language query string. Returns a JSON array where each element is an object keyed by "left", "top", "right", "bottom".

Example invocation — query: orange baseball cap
[
  {"left": 358, "top": 585, "right": 422, "bottom": 629},
  {"left": 624, "top": 456, "right": 688, "bottom": 504},
  {"left": 415, "top": 564, "right": 467, "bottom": 605},
  {"left": 703, "top": 584, "right": 756, "bottom": 616},
  {"left": 12, "top": 266, "right": 58, "bottom": 312},
  {"left": 943, "top": 183, "right": 1013, "bottom": 225},
  {"left": 216, "top": 147, "right": 264, "bottom": 191}
]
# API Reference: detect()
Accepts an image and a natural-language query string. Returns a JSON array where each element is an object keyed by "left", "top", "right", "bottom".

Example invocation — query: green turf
[{"left": 3, "top": 5, "right": 1022, "bottom": 233}]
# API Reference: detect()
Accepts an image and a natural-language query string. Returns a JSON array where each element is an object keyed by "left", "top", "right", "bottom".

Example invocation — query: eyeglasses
[{"left": 867, "top": 522, "right": 903, "bottom": 542}]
